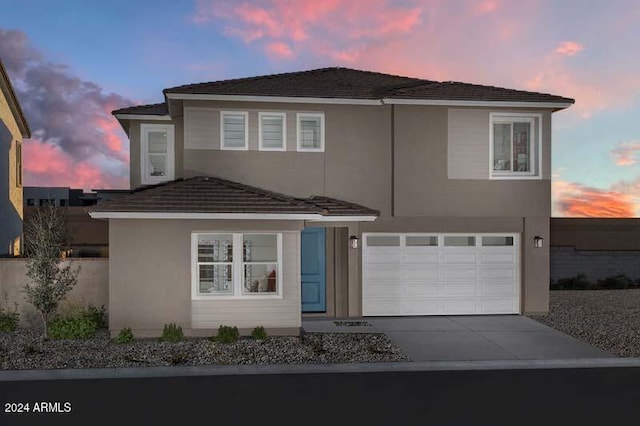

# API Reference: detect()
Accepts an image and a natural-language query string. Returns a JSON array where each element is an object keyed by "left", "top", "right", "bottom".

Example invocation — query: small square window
[
  {"left": 259, "top": 112, "right": 286, "bottom": 151},
  {"left": 221, "top": 112, "right": 248, "bottom": 150},
  {"left": 297, "top": 113, "right": 324, "bottom": 152}
]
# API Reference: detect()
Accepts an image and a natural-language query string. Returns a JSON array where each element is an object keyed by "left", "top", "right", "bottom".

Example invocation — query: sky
[{"left": 1, "top": 0, "right": 639, "bottom": 217}]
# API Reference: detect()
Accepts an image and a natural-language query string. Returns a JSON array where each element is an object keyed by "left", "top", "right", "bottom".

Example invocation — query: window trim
[
  {"left": 489, "top": 112, "right": 542, "bottom": 180},
  {"left": 140, "top": 123, "right": 175, "bottom": 185},
  {"left": 191, "top": 232, "right": 283, "bottom": 300},
  {"left": 296, "top": 112, "right": 325, "bottom": 152},
  {"left": 220, "top": 111, "right": 249, "bottom": 151},
  {"left": 258, "top": 112, "right": 287, "bottom": 151},
  {"left": 15, "top": 141, "right": 22, "bottom": 187}
]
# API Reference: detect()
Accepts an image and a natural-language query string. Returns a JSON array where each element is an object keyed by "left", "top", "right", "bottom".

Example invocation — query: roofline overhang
[
  {"left": 382, "top": 98, "right": 574, "bottom": 109},
  {"left": 88, "top": 211, "right": 378, "bottom": 221},
  {"left": 113, "top": 114, "right": 172, "bottom": 121},
  {"left": 0, "top": 62, "right": 31, "bottom": 138},
  {"left": 164, "top": 92, "right": 383, "bottom": 105}
]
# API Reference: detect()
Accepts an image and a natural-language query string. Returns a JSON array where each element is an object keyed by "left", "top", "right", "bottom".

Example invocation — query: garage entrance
[{"left": 362, "top": 233, "right": 520, "bottom": 315}]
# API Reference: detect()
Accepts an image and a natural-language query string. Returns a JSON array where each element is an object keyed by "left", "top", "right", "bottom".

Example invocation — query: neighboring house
[
  {"left": 23, "top": 187, "right": 130, "bottom": 258},
  {"left": 551, "top": 218, "right": 640, "bottom": 282},
  {"left": 0, "top": 59, "right": 30, "bottom": 257},
  {"left": 90, "top": 67, "right": 573, "bottom": 337}
]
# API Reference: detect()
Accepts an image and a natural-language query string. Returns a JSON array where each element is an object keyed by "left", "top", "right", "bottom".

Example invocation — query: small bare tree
[{"left": 23, "top": 203, "right": 79, "bottom": 338}]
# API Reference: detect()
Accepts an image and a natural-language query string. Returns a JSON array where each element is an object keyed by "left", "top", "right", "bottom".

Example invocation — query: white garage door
[{"left": 362, "top": 233, "right": 520, "bottom": 316}]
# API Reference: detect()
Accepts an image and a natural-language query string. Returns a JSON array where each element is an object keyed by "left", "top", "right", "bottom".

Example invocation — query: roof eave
[
  {"left": 0, "top": 62, "right": 31, "bottom": 138},
  {"left": 88, "top": 211, "right": 378, "bottom": 221},
  {"left": 164, "top": 92, "right": 383, "bottom": 105},
  {"left": 382, "top": 98, "right": 574, "bottom": 109}
]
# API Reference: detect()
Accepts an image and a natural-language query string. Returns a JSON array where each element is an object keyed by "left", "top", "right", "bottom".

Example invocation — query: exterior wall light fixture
[
  {"left": 533, "top": 236, "right": 544, "bottom": 248},
  {"left": 349, "top": 235, "right": 359, "bottom": 249}
]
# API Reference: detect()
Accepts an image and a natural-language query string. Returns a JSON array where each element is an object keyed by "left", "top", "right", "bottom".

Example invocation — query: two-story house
[
  {"left": 0, "top": 59, "right": 30, "bottom": 257},
  {"left": 90, "top": 67, "right": 573, "bottom": 337}
]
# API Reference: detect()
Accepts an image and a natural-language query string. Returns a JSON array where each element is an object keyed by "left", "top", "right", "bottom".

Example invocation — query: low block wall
[
  {"left": 0, "top": 258, "right": 108, "bottom": 327},
  {"left": 550, "top": 246, "right": 640, "bottom": 282}
]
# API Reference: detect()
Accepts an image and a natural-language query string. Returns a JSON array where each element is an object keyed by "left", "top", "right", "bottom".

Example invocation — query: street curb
[{"left": 1, "top": 357, "right": 640, "bottom": 382}]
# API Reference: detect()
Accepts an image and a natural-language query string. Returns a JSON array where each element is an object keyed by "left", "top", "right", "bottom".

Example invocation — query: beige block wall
[
  {"left": 0, "top": 259, "right": 109, "bottom": 327},
  {"left": 1, "top": 86, "right": 23, "bottom": 255},
  {"left": 109, "top": 219, "right": 304, "bottom": 337}
]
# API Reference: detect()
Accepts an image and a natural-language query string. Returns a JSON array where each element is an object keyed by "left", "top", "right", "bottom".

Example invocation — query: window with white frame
[
  {"left": 490, "top": 113, "right": 541, "bottom": 178},
  {"left": 297, "top": 113, "right": 324, "bottom": 152},
  {"left": 259, "top": 112, "right": 286, "bottom": 151},
  {"left": 221, "top": 111, "right": 248, "bottom": 150},
  {"left": 140, "top": 123, "right": 174, "bottom": 185},
  {"left": 193, "top": 233, "right": 282, "bottom": 298}
]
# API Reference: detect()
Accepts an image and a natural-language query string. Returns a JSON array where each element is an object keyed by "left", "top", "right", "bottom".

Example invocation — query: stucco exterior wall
[
  {"left": 0, "top": 85, "right": 23, "bottom": 256},
  {"left": 109, "top": 219, "right": 304, "bottom": 337},
  {"left": 0, "top": 259, "right": 108, "bottom": 327}
]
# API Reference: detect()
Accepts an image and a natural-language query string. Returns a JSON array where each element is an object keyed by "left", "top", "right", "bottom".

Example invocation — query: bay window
[{"left": 192, "top": 232, "right": 282, "bottom": 298}]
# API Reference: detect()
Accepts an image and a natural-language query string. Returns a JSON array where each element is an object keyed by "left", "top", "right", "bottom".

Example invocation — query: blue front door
[{"left": 301, "top": 227, "right": 326, "bottom": 312}]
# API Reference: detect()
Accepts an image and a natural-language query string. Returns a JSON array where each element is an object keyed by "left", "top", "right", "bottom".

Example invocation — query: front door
[{"left": 301, "top": 227, "right": 326, "bottom": 312}]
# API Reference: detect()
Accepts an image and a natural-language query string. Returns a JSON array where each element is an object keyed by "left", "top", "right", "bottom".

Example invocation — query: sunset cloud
[
  {"left": 0, "top": 29, "right": 132, "bottom": 190},
  {"left": 265, "top": 41, "right": 294, "bottom": 59},
  {"left": 553, "top": 179, "right": 639, "bottom": 217},
  {"left": 554, "top": 41, "right": 584, "bottom": 56},
  {"left": 610, "top": 141, "right": 640, "bottom": 166}
]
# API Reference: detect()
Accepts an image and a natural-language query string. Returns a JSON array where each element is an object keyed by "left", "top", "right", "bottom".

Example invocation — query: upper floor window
[
  {"left": 141, "top": 123, "right": 175, "bottom": 185},
  {"left": 259, "top": 112, "right": 286, "bottom": 151},
  {"left": 297, "top": 113, "right": 325, "bottom": 152},
  {"left": 221, "top": 111, "right": 248, "bottom": 150},
  {"left": 15, "top": 141, "right": 22, "bottom": 187},
  {"left": 490, "top": 113, "right": 541, "bottom": 178}
]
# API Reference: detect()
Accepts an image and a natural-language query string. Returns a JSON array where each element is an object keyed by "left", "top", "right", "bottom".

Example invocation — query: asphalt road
[{"left": 1, "top": 367, "right": 639, "bottom": 426}]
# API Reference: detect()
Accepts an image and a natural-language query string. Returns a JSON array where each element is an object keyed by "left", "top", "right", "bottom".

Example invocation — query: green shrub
[
  {"left": 115, "top": 327, "right": 134, "bottom": 344},
  {"left": 251, "top": 326, "right": 267, "bottom": 340},
  {"left": 597, "top": 274, "right": 633, "bottom": 289},
  {"left": 553, "top": 273, "right": 591, "bottom": 290},
  {"left": 0, "top": 306, "right": 19, "bottom": 332},
  {"left": 49, "top": 315, "right": 96, "bottom": 339},
  {"left": 160, "top": 323, "right": 183, "bottom": 342},
  {"left": 85, "top": 304, "right": 108, "bottom": 329},
  {"left": 214, "top": 325, "right": 239, "bottom": 343}
]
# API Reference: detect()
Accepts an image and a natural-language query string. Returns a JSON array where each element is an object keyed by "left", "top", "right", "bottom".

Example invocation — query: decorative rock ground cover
[
  {"left": 530, "top": 289, "right": 640, "bottom": 357},
  {"left": 0, "top": 329, "right": 409, "bottom": 370}
]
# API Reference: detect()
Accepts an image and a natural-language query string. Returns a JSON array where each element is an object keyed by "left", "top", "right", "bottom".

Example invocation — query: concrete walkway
[{"left": 302, "top": 315, "right": 613, "bottom": 361}]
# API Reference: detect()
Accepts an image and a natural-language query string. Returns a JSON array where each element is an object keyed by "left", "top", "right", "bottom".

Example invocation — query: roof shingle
[{"left": 89, "top": 176, "right": 379, "bottom": 218}]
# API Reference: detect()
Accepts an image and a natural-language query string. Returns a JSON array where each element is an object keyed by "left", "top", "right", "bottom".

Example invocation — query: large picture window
[
  {"left": 192, "top": 233, "right": 282, "bottom": 299},
  {"left": 140, "top": 123, "right": 175, "bottom": 185},
  {"left": 490, "top": 113, "right": 541, "bottom": 178}
]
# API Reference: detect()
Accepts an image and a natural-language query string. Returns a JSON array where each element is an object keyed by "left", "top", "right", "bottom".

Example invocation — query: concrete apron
[{"left": 302, "top": 315, "right": 615, "bottom": 362}]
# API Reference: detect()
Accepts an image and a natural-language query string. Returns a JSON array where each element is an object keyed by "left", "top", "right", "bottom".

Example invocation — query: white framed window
[
  {"left": 259, "top": 112, "right": 286, "bottom": 151},
  {"left": 490, "top": 113, "right": 541, "bottom": 179},
  {"left": 297, "top": 113, "right": 325, "bottom": 152},
  {"left": 221, "top": 111, "right": 248, "bottom": 150},
  {"left": 140, "top": 123, "right": 175, "bottom": 185},
  {"left": 192, "top": 232, "right": 283, "bottom": 299}
]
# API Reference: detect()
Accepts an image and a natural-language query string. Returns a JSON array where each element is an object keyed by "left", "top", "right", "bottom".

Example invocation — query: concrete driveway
[{"left": 302, "top": 315, "right": 613, "bottom": 361}]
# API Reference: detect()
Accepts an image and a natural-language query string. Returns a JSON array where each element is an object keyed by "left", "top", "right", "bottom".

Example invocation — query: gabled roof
[
  {"left": 88, "top": 176, "right": 379, "bottom": 220},
  {"left": 113, "top": 67, "right": 574, "bottom": 118},
  {"left": 0, "top": 60, "right": 30, "bottom": 138}
]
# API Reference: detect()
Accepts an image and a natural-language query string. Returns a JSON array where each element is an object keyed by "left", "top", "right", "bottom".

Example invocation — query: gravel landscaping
[
  {"left": 529, "top": 289, "right": 640, "bottom": 357},
  {"left": 0, "top": 329, "right": 409, "bottom": 370}
]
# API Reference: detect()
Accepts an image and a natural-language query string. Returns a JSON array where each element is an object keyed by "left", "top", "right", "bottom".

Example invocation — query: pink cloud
[
  {"left": 554, "top": 41, "right": 584, "bottom": 56},
  {"left": 265, "top": 42, "right": 294, "bottom": 59},
  {"left": 553, "top": 179, "right": 638, "bottom": 217},
  {"left": 474, "top": 0, "right": 499, "bottom": 14},
  {"left": 23, "top": 138, "right": 127, "bottom": 191},
  {"left": 611, "top": 141, "right": 640, "bottom": 166}
]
